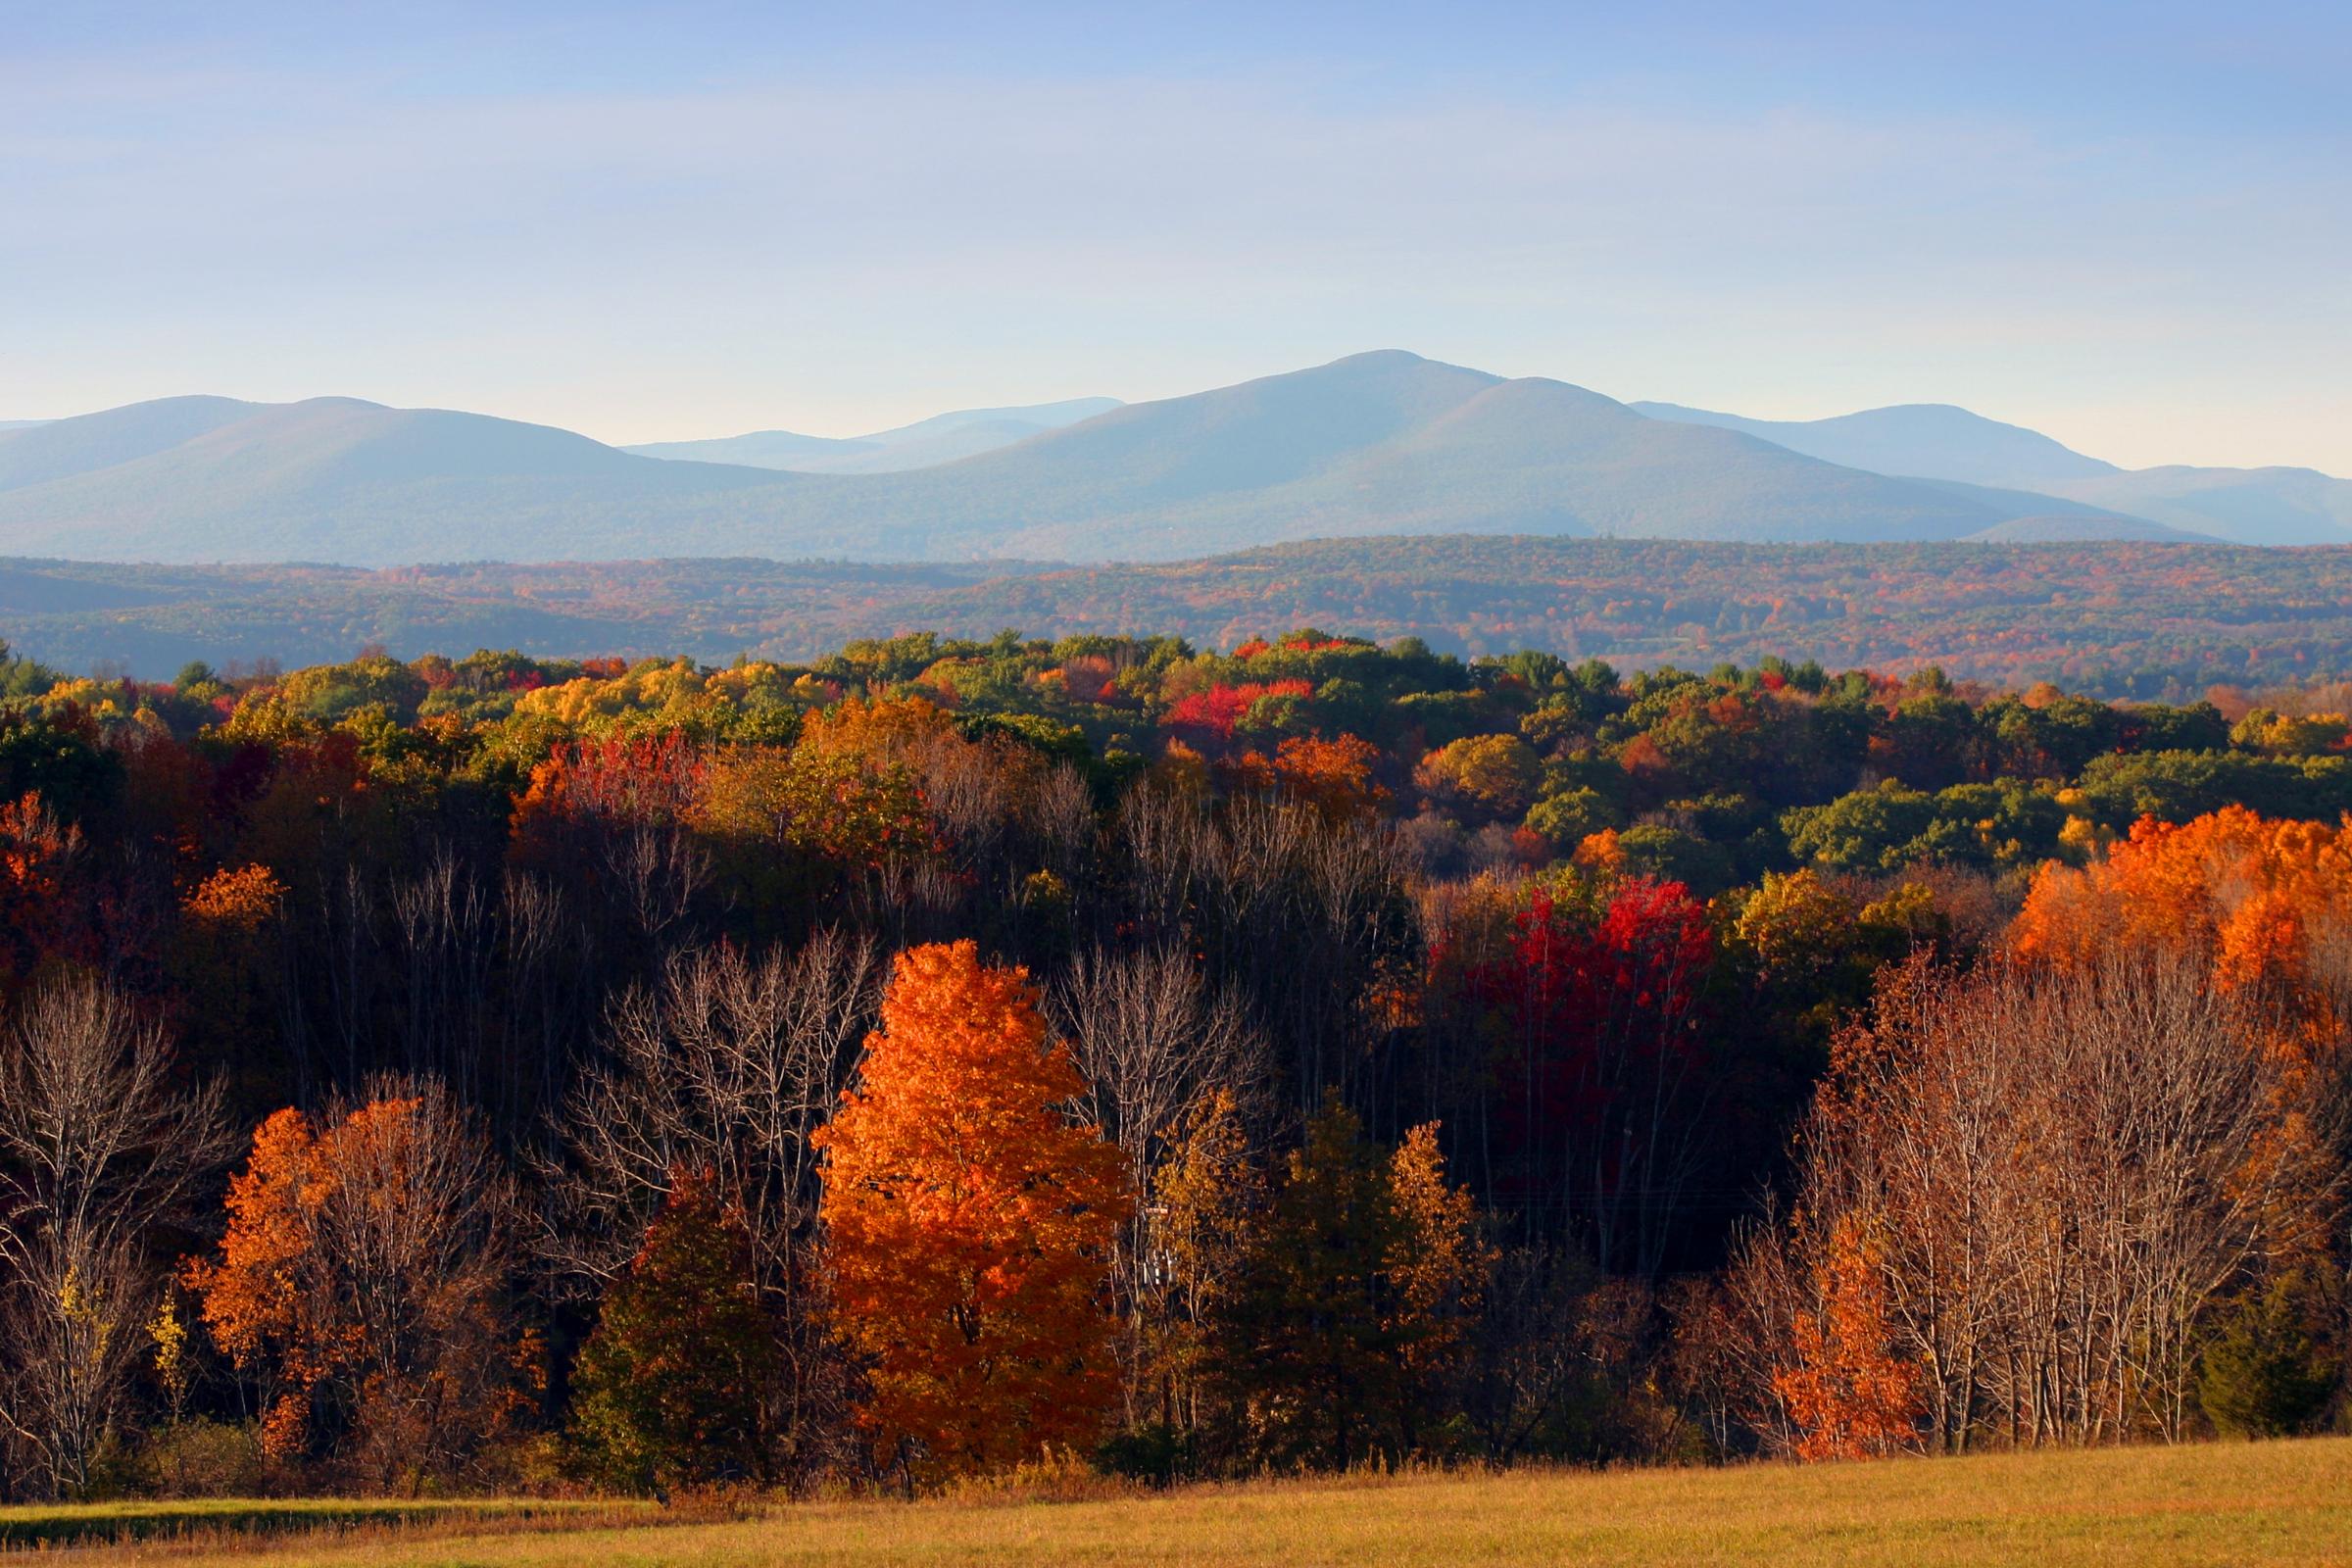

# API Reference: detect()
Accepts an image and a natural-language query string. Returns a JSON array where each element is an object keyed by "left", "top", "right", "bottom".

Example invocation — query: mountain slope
[
  {"left": 2039, "top": 466, "right": 2352, "bottom": 546},
  {"left": 682, "top": 353, "right": 2044, "bottom": 559},
  {"left": 0, "top": 355, "right": 2153, "bottom": 565},
  {"left": 1632, "top": 400, "right": 2119, "bottom": 488},
  {"left": 624, "top": 395, "right": 1124, "bottom": 473},
  {"left": 1635, "top": 398, "right": 2349, "bottom": 546},
  {"left": 623, "top": 428, "right": 878, "bottom": 468},
  {"left": 0, "top": 396, "right": 267, "bottom": 493},
  {"left": 0, "top": 397, "right": 795, "bottom": 561},
  {"left": 1963, "top": 514, "right": 2215, "bottom": 543}
]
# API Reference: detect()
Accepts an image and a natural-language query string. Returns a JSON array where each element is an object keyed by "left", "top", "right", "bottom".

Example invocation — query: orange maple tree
[
  {"left": 187, "top": 1090, "right": 523, "bottom": 1484},
  {"left": 814, "top": 941, "right": 1131, "bottom": 1477},
  {"left": 1273, "top": 732, "right": 1388, "bottom": 821},
  {"left": 1772, "top": 1215, "right": 1921, "bottom": 1461},
  {"left": 2012, "top": 806, "right": 2352, "bottom": 993},
  {"left": 2010, "top": 806, "right": 2352, "bottom": 1258}
]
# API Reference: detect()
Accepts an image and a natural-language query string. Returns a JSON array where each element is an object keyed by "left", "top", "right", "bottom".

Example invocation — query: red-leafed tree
[{"left": 1463, "top": 875, "right": 1716, "bottom": 1275}]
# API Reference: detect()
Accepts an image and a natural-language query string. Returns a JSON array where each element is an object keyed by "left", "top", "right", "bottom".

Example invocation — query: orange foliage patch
[{"left": 814, "top": 941, "right": 1131, "bottom": 1477}]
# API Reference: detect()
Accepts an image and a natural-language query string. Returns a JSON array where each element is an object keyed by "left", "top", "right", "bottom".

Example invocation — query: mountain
[
  {"left": 0, "top": 354, "right": 2153, "bottom": 565},
  {"left": 626, "top": 351, "right": 2077, "bottom": 560},
  {"left": 1634, "top": 398, "right": 2350, "bottom": 546},
  {"left": 0, "top": 396, "right": 793, "bottom": 561},
  {"left": 621, "top": 427, "right": 869, "bottom": 469},
  {"left": 624, "top": 396, "right": 1123, "bottom": 473},
  {"left": 0, "top": 395, "right": 266, "bottom": 493},
  {"left": 2036, "top": 466, "right": 2352, "bottom": 547},
  {"left": 1631, "top": 401, "right": 2120, "bottom": 488},
  {"left": 0, "top": 420, "right": 47, "bottom": 433}
]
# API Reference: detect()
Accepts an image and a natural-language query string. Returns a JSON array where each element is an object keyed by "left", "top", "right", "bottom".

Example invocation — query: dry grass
[
  {"left": 0, "top": 1498, "right": 647, "bottom": 1554},
  {"left": 32, "top": 1437, "right": 2352, "bottom": 1566}
]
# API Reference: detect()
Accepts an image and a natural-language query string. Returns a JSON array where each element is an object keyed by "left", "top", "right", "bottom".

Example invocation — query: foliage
[
  {"left": 568, "top": 1172, "right": 777, "bottom": 1492},
  {"left": 814, "top": 942, "right": 1131, "bottom": 1479},
  {"left": 1772, "top": 1217, "right": 1923, "bottom": 1460},
  {"left": 2197, "top": 1272, "right": 2340, "bottom": 1440},
  {"left": 1205, "top": 1097, "right": 1488, "bottom": 1468},
  {"left": 5, "top": 618, "right": 2352, "bottom": 1497},
  {"left": 187, "top": 1089, "right": 524, "bottom": 1492}
]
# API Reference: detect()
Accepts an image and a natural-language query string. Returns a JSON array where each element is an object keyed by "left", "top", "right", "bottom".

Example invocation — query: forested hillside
[
  {"left": 2, "top": 625, "right": 2349, "bottom": 1500},
  {"left": 11, "top": 537, "right": 2352, "bottom": 698}
]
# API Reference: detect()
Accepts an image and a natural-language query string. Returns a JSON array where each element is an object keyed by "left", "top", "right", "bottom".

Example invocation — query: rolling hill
[
  {"left": 0, "top": 354, "right": 2154, "bottom": 565},
  {"left": 2040, "top": 466, "right": 2352, "bottom": 547}
]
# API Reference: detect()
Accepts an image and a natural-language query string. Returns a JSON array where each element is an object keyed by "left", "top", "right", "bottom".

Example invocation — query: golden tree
[
  {"left": 188, "top": 1085, "right": 524, "bottom": 1490},
  {"left": 1772, "top": 1216, "right": 1921, "bottom": 1461},
  {"left": 814, "top": 941, "right": 1130, "bottom": 1478}
]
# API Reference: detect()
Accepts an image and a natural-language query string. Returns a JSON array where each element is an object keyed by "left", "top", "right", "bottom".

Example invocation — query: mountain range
[{"left": 0, "top": 352, "right": 2342, "bottom": 566}]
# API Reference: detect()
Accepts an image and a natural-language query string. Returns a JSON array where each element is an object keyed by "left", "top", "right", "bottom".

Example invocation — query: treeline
[
  {"left": 16, "top": 539, "right": 2352, "bottom": 699},
  {"left": 0, "top": 626, "right": 2346, "bottom": 1499}
]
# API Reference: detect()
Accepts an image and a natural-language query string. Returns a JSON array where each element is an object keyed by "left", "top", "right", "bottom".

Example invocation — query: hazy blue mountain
[
  {"left": 0, "top": 396, "right": 793, "bottom": 561},
  {"left": 859, "top": 397, "right": 1126, "bottom": 446},
  {"left": 790, "top": 354, "right": 2087, "bottom": 558},
  {"left": 622, "top": 427, "right": 877, "bottom": 468},
  {"left": 0, "top": 420, "right": 48, "bottom": 433},
  {"left": 2037, "top": 466, "right": 2352, "bottom": 546},
  {"left": 624, "top": 395, "right": 1124, "bottom": 473},
  {"left": 1635, "top": 398, "right": 2348, "bottom": 545},
  {"left": 1631, "top": 400, "right": 2121, "bottom": 488},
  {"left": 0, "top": 354, "right": 2157, "bottom": 565},
  {"left": 1963, "top": 514, "right": 2216, "bottom": 543},
  {"left": 0, "top": 395, "right": 267, "bottom": 493}
]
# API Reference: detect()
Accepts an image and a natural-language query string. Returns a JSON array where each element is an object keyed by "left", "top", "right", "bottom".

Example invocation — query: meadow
[{"left": 18, "top": 1439, "right": 2352, "bottom": 1566}]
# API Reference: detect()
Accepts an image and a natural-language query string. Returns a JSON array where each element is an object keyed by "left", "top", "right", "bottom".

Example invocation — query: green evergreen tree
[
  {"left": 569, "top": 1171, "right": 778, "bottom": 1492},
  {"left": 2198, "top": 1271, "right": 2339, "bottom": 1439},
  {"left": 1209, "top": 1096, "right": 1412, "bottom": 1469}
]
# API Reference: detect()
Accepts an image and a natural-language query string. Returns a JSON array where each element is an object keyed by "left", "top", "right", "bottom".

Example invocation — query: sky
[{"left": 4, "top": 1, "right": 2348, "bottom": 472}]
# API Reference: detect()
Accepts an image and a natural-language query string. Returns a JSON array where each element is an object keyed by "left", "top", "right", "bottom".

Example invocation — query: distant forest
[{"left": 9, "top": 537, "right": 2352, "bottom": 699}]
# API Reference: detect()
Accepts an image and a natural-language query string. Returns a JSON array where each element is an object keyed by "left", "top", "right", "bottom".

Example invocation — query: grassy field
[
  {"left": 0, "top": 1496, "right": 647, "bottom": 1551},
  {"left": 22, "top": 1438, "right": 2352, "bottom": 1566}
]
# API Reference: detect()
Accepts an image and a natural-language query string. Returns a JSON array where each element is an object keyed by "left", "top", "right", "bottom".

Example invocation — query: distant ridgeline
[
  {"left": 4, "top": 355, "right": 2345, "bottom": 565},
  {"left": 7, "top": 535, "right": 2352, "bottom": 699}
]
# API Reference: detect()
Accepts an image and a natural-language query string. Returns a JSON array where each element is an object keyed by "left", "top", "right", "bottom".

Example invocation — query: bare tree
[
  {"left": 1052, "top": 944, "right": 1267, "bottom": 1425},
  {"left": 390, "top": 846, "right": 497, "bottom": 1094},
  {"left": 1728, "top": 951, "right": 2332, "bottom": 1454},
  {"left": 302, "top": 1080, "right": 518, "bottom": 1492},
  {"left": 544, "top": 930, "right": 881, "bottom": 1476},
  {"left": 0, "top": 974, "right": 225, "bottom": 1498},
  {"left": 549, "top": 930, "right": 881, "bottom": 1288},
  {"left": 606, "top": 822, "right": 713, "bottom": 954},
  {"left": 1055, "top": 944, "right": 1264, "bottom": 1182}
]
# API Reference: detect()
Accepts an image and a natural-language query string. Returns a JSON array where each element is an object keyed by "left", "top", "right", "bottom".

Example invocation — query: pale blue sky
[{"left": 4, "top": 2, "right": 2347, "bottom": 470}]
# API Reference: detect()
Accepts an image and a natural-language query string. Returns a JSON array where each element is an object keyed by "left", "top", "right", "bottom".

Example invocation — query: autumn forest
[{"left": 2, "top": 625, "right": 2350, "bottom": 1503}]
